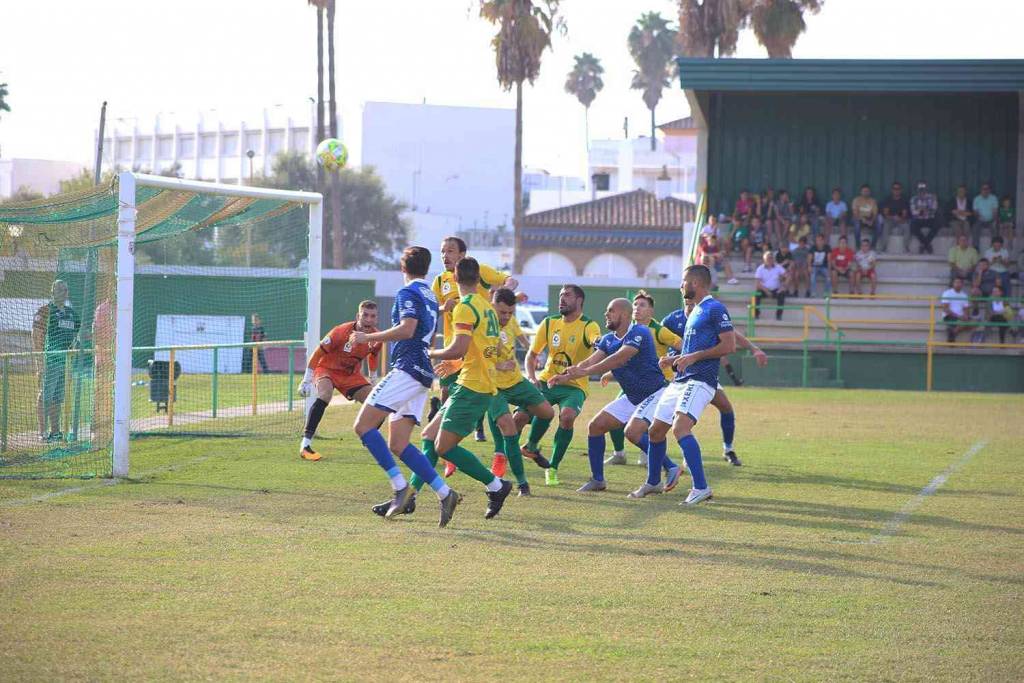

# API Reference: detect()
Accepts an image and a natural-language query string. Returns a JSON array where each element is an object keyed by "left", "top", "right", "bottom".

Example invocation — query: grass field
[{"left": 1, "top": 386, "right": 1022, "bottom": 681}]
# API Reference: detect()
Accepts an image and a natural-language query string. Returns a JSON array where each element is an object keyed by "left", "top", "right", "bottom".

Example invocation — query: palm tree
[
  {"left": 307, "top": 2, "right": 326, "bottom": 144},
  {"left": 628, "top": 12, "right": 677, "bottom": 151},
  {"left": 0, "top": 82, "right": 10, "bottom": 116},
  {"left": 750, "top": 0, "right": 821, "bottom": 58},
  {"left": 564, "top": 53, "right": 604, "bottom": 152},
  {"left": 479, "top": 0, "right": 563, "bottom": 271},
  {"left": 325, "top": 0, "right": 343, "bottom": 268},
  {"left": 677, "top": 0, "right": 822, "bottom": 58}
]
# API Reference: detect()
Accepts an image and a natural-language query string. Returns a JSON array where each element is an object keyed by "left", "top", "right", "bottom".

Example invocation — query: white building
[
  {"left": 528, "top": 117, "right": 699, "bottom": 213},
  {"left": 362, "top": 101, "right": 514, "bottom": 234},
  {"left": 98, "top": 103, "right": 320, "bottom": 184},
  {"left": 0, "top": 158, "right": 87, "bottom": 199}
]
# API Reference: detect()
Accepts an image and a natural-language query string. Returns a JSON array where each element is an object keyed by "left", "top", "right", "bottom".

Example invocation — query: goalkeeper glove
[{"left": 298, "top": 368, "right": 314, "bottom": 397}]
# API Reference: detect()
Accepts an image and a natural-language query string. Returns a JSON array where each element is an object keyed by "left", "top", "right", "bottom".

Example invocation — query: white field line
[{"left": 867, "top": 440, "right": 987, "bottom": 544}]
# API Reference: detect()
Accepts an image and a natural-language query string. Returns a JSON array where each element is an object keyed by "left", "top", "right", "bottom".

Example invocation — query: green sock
[
  {"left": 609, "top": 427, "right": 626, "bottom": 452},
  {"left": 488, "top": 413, "right": 504, "bottom": 455},
  {"left": 443, "top": 445, "right": 497, "bottom": 486},
  {"left": 410, "top": 438, "right": 438, "bottom": 492},
  {"left": 504, "top": 431, "right": 526, "bottom": 485},
  {"left": 526, "top": 416, "right": 552, "bottom": 451},
  {"left": 550, "top": 427, "right": 573, "bottom": 470}
]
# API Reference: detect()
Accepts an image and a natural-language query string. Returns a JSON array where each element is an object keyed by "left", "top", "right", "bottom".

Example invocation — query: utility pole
[{"left": 94, "top": 101, "right": 107, "bottom": 185}]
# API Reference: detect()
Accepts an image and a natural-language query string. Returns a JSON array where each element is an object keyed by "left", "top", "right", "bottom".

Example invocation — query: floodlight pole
[
  {"left": 306, "top": 199, "right": 323, "bottom": 413},
  {"left": 112, "top": 172, "right": 137, "bottom": 477}
]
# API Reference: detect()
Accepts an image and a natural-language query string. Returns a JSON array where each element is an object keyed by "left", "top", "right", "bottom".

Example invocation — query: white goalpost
[{"left": 110, "top": 172, "right": 323, "bottom": 477}]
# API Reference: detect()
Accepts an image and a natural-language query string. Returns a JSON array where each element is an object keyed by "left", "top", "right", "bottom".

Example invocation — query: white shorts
[
  {"left": 632, "top": 386, "right": 667, "bottom": 424},
  {"left": 366, "top": 369, "right": 429, "bottom": 424},
  {"left": 652, "top": 380, "right": 715, "bottom": 425},
  {"left": 600, "top": 394, "right": 639, "bottom": 424}
]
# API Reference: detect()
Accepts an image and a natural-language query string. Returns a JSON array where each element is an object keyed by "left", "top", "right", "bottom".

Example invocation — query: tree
[
  {"left": 479, "top": 0, "right": 563, "bottom": 272},
  {"left": 564, "top": 52, "right": 604, "bottom": 152},
  {"left": 0, "top": 82, "right": 10, "bottom": 117},
  {"left": 676, "top": 0, "right": 822, "bottom": 58},
  {"left": 0, "top": 185, "right": 42, "bottom": 204},
  {"left": 255, "top": 151, "right": 409, "bottom": 269},
  {"left": 628, "top": 12, "right": 677, "bottom": 151}
]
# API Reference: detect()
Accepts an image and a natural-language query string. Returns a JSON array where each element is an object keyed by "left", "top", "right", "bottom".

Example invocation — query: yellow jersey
[
  {"left": 494, "top": 317, "right": 525, "bottom": 390},
  {"left": 451, "top": 292, "right": 500, "bottom": 395},
  {"left": 531, "top": 314, "right": 602, "bottom": 393},
  {"left": 646, "top": 318, "right": 682, "bottom": 380},
  {"left": 432, "top": 263, "right": 509, "bottom": 348}
]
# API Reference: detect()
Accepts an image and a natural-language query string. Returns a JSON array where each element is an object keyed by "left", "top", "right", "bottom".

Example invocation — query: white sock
[
  {"left": 613, "top": 450, "right": 625, "bottom": 457},
  {"left": 389, "top": 473, "right": 407, "bottom": 491},
  {"left": 724, "top": 442, "right": 733, "bottom": 452},
  {"left": 484, "top": 477, "right": 503, "bottom": 492},
  {"left": 301, "top": 437, "right": 312, "bottom": 449},
  {"left": 435, "top": 483, "right": 452, "bottom": 500}
]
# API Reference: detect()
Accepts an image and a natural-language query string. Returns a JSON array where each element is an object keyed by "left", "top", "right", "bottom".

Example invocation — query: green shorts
[
  {"left": 440, "top": 383, "right": 493, "bottom": 438},
  {"left": 489, "top": 378, "right": 547, "bottom": 418},
  {"left": 439, "top": 369, "right": 461, "bottom": 390},
  {"left": 39, "top": 360, "right": 67, "bottom": 404},
  {"left": 539, "top": 381, "right": 586, "bottom": 415}
]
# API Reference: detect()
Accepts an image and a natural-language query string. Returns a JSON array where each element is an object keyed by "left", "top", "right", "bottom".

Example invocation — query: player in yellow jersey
[
  {"left": 430, "top": 236, "right": 518, "bottom": 462},
  {"left": 518, "top": 285, "right": 601, "bottom": 486},
  {"left": 409, "top": 257, "right": 514, "bottom": 521},
  {"left": 602, "top": 289, "right": 681, "bottom": 465},
  {"left": 485, "top": 287, "right": 555, "bottom": 496}
]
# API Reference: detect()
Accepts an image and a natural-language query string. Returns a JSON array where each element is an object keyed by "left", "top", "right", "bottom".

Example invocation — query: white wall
[
  {"left": 0, "top": 159, "right": 87, "bottom": 198},
  {"left": 362, "top": 101, "right": 514, "bottom": 231}
]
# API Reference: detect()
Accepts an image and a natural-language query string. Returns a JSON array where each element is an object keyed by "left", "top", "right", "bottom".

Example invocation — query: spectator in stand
[
  {"left": 851, "top": 184, "right": 880, "bottom": 248},
  {"left": 998, "top": 196, "right": 1015, "bottom": 250},
  {"left": 243, "top": 312, "right": 270, "bottom": 373},
  {"left": 749, "top": 215, "right": 768, "bottom": 256},
  {"left": 760, "top": 187, "right": 777, "bottom": 242},
  {"left": 790, "top": 236, "right": 811, "bottom": 297},
  {"left": 973, "top": 258, "right": 998, "bottom": 297},
  {"left": 879, "top": 181, "right": 910, "bottom": 252},
  {"left": 824, "top": 187, "right": 848, "bottom": 240},
  {"left": 775, "top": 240, "right": 794, "bottom": 294},
  {"left": 730, "top": 217, "right": 753, "bottom": 271},
  {"left": 909, "top": 181, "right": 940, "bottom": 254},
  {"left": 797, "top": 186, "right": 823, "bottom": 236},
  {"left": 984, "top": 236, "right": 1012, "bottom": 294},
  {"left": 830, "top": 235, "right": 856, "bottom": 294},
  {"left": 808, "top": 233, "right": 831, "bottom": 297},
  {"left": 789, "top": 214, "right": 812, "bottom": 250},
  {"left": 972, "top": 183, "right": 999, "bottom": 250},
  {"left": 988, "top": 284, "right": 1011, "bottom": 344},
  {"left": 948, "top": 233, "right": 979, "bottom": 284},
  {"left": 754, "top": 251, "right": 787, "bottom": 320},
  {"left": 772, "top": 189, "right": 795, "bottom": 250},
  {"left": 949, "top": 184, "right": 973, "bottom": 244},
  {"left": 701, "top": 234, "right": 739, "bottom": 285},
  {"left": 853, "top": 238, "right": 879, "bottom": 296},
  {"left": 940, "top": 277, "right": 970, "bottom": 343},
  {"left": 733, "top": 189, "right": 756, "bottom": 227}
]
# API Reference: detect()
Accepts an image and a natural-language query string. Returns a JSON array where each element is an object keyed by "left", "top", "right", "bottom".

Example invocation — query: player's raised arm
[
  {"left": 352, "top": 316, "right": 417, "bottom": 344},
  {"left": 732, "top": 329, "right": 767, "bottom": 367},
  {"left": 430, "top": 300, "right": 474, "bottom": 360},
  {"left": 549, "top": 348, "right": 607, "bottom": 385}
]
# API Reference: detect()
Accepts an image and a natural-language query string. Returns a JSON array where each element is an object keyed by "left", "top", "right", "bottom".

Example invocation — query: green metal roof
[{"left": 677, "top": 59, "right": 1024, "bottom": 93}]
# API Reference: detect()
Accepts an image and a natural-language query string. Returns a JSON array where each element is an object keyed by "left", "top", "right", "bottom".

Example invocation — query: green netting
[{"left": 0, "top": 177, "right": 315, "bottom": 478}]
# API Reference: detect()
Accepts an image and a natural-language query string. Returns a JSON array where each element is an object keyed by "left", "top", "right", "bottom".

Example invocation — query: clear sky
[{"left": 1, "top": 0, "right": 1021, "bottom": 178}]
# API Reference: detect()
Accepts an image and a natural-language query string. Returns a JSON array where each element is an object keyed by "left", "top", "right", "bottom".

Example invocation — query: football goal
[{"left": 0, "top": 172, "right": 323, "bottom": 478}]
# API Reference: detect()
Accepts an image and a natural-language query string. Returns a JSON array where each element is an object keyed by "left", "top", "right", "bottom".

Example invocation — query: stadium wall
[
  {"left": 702, "top": 91, "right": 1019, "bottom": 218},
  {"left": 739, "top": 349, "right": 1024, "bottom": 393}
]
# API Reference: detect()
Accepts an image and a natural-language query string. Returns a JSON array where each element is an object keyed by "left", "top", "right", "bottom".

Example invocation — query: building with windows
[
  {"left": 97, "top": 103, "right": 320, "bottom": 184},
  {"left": 527, "top": 117, "right": 699, "bottom": 213}
]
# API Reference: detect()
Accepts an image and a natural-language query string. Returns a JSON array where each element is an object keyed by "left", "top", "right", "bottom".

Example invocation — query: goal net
[{"left": 0, "top": 173, "right": 322, "bottom": 479}]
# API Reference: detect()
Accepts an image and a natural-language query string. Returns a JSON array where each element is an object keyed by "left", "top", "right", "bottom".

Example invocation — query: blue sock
[
  {"left": 646, "top": 439, "right": 666, "bottom": 486},
  {"left": 636, "top": 431, "right": 676, "bottom": 473},
  {"left": 399, "top": 444, "right": 446, "bottom": 493},
  {"left": 587, "top": 435, "right": 605, "bottom": 481},
  {"left": 636, "top": 433, "right": 650, "bottom": 454},
  {"left": 678, "top": 434, "right": 707, "bottom": 490},
  {"left": 361, "top": 429, "right": 398, "bottom": 473},
  {"left": 721, "top": 411, "right": 735, "bottom": 450}
]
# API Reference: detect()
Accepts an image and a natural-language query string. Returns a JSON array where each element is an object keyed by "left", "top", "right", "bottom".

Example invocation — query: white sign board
[{"left": 155, "top": 315, "right": 245, "bottom": 374}]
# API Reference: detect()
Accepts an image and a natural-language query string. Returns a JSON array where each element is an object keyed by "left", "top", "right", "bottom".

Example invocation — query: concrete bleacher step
[{"left": 737, "top": 355, "right": 835, "bottom": 388}]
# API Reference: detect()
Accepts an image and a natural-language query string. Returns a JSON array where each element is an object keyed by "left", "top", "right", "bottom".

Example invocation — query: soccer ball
[{"left": 315, "top": 138, "right": 348, "bottom": 171}]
